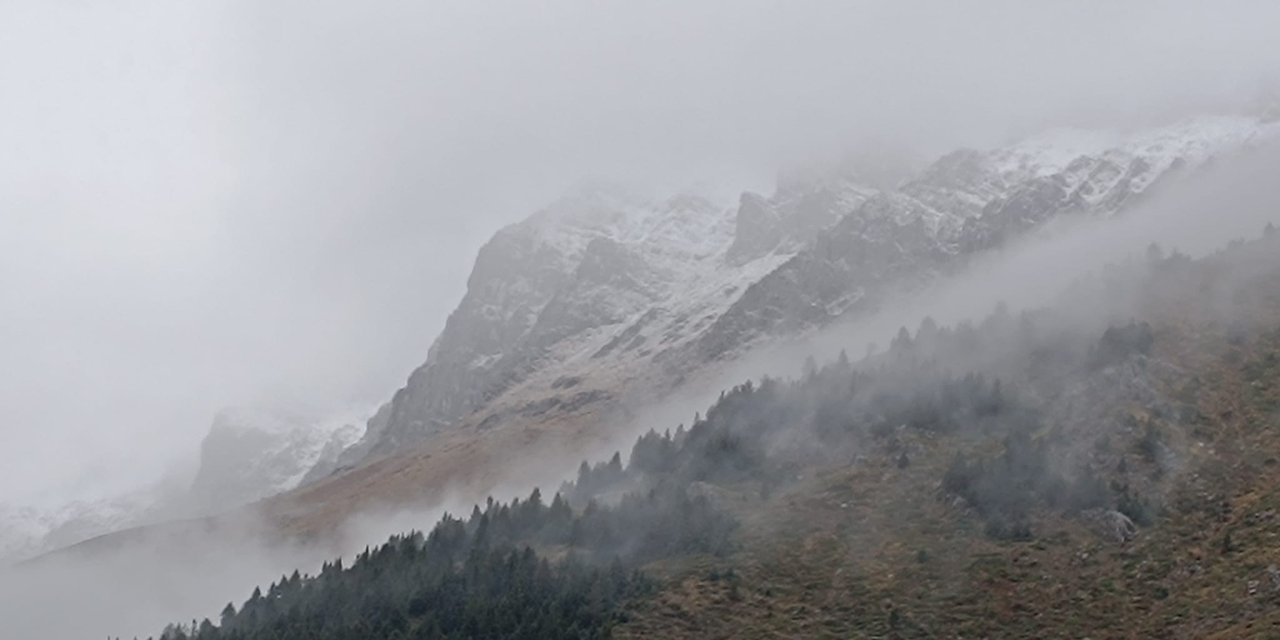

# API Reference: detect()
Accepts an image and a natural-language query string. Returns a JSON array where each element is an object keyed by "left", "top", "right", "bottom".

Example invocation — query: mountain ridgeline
[
  {"left": 313, "top": 115, "right": 1278, "bottom": 487},
  {"left": 144, "top": 228, "right": 1280, "bottom": 638}
]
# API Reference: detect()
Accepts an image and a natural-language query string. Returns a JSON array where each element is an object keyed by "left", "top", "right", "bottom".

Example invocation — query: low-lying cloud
[{"left": 4, "top": 1, "right": 1280, "bottom": 506}]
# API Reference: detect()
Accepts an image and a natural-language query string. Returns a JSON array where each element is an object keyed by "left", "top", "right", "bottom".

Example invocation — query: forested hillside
[{"left": 143, "top": 228, "right": 1280, "bottom": 639}]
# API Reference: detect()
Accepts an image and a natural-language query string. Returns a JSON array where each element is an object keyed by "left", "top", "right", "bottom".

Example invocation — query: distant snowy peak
[
  {"left": 0, "top": 485, "right": 170, "bottom": 566},
  {"left": 0, "top": 504, "right": 62, "bottom": 565},
  {"left": 0, "top": 401, "right": 372, "bottom": 565},
  {"left": 190, "top": 405, "right": 369, "bottom": 511}
]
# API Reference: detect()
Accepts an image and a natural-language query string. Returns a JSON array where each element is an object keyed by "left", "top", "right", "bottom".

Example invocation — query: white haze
[
  {"left": 3, "top": 0, "right": 1280, "bottom": 508},
  {"left": 3, "top": 1, "right": 1280, "bottom": 637}
]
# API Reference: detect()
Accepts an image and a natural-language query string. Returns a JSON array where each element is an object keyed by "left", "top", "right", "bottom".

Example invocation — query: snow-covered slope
[{"left": 326, "top": 114, "right": 1279, "bottom": 473}]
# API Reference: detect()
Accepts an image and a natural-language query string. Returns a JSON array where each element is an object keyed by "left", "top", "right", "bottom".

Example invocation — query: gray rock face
[
  {"left": 0, "top": 492, "right": 167, "bottom": 566},
  {"left": 323, "top": 115, "right": 1277, "bottom": 473}
]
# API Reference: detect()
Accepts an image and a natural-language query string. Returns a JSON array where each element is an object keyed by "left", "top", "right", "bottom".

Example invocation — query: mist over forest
[{"left": 4, "top": 2, "right": 1280, "bottom": 639}]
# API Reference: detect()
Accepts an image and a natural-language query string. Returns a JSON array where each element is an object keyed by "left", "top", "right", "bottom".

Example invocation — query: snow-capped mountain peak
[{"left": 0, "top": 404, "right": 371, "bottom": 566}]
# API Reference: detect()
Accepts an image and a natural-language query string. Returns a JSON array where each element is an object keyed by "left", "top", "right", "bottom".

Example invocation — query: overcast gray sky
[{"left": 2, "top": 1, "right": 1279, "bottom": 506}]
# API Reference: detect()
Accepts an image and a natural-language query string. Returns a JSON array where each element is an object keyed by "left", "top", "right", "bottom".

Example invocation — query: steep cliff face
[{"left": 322, "top": 114, "right": 1279, "bottom": 474}]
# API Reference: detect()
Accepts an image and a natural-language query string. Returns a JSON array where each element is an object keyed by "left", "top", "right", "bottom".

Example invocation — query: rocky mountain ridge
[{"left": 322, "top": 114, "right": 1280, "bottom": 479}]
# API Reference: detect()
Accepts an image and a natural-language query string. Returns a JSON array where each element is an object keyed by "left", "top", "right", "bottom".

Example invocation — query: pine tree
[{"left": 219, "top": 603, "right": 236, "bottom": 628}]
